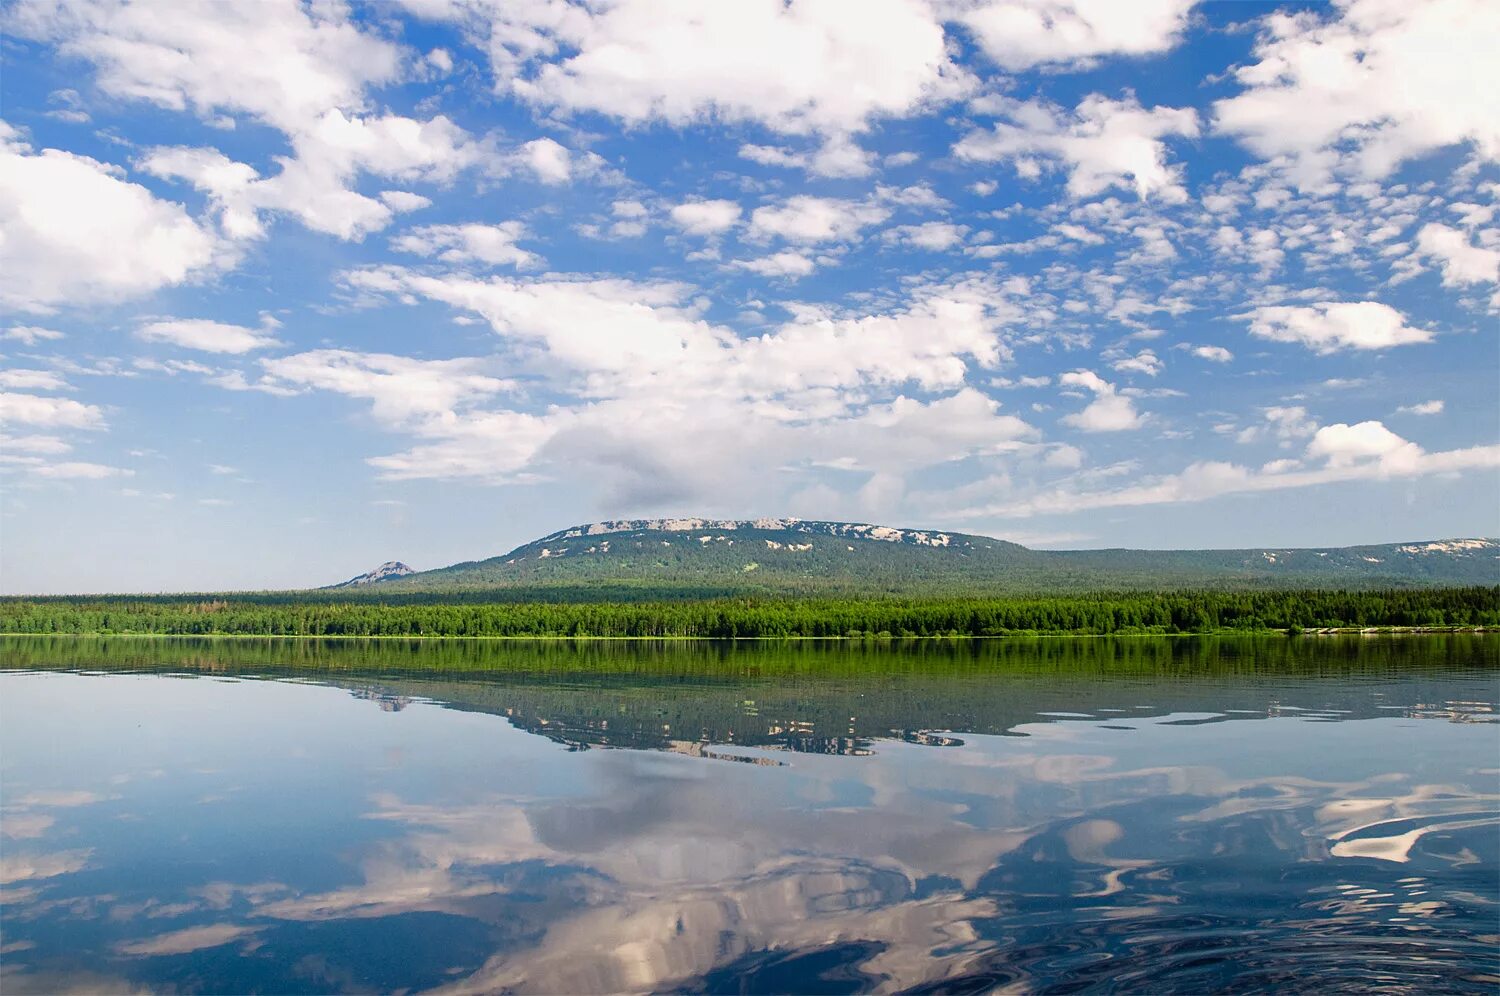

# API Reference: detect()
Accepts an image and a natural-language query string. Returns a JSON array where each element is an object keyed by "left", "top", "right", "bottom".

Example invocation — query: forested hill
[{"left": 357, "top": 518, "right": 1499, "bottom": 594}]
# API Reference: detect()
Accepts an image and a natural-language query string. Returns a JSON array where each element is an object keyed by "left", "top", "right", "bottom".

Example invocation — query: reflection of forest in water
[{"left": 6, "top": 634, "right": 1495, "bottom": 757}]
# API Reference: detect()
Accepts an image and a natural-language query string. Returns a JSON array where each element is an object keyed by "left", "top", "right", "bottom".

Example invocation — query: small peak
[{"left": 330, "top": 561, "right": 416, "bottom": 587}]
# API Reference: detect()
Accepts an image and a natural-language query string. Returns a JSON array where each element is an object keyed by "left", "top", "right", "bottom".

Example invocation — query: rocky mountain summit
[{"left": 330, "top": 561, "right": 416, "bottom": 588}]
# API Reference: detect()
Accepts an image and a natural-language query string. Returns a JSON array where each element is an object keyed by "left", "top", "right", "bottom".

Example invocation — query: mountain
[
  {"left": 329, "top": 561, "right": 415, "bottom": 588},
  {"left": 359, "top": 519, "right": 1499, "bottom": 595}
]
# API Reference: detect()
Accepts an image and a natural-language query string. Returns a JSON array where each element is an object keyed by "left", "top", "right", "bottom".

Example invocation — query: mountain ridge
[{"left": 333, "top": 519, "right": 1499, "bottom": 594}]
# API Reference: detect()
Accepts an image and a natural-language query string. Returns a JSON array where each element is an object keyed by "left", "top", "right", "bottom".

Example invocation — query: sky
[{"left": 1, "top": 0, "right": 1497, "bottom": 594}]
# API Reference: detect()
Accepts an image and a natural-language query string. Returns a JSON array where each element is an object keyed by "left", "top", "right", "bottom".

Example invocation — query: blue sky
[{"left": 1, "top": 0, "right": 1497, "bottom": 593}]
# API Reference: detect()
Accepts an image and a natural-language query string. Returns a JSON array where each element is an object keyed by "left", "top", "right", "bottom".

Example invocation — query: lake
[{"left": 2, "top": 635, "right": 1496, "bottom": 994}]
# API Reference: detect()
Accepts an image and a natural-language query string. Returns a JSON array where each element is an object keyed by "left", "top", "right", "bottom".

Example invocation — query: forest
[{"left": 1, "top": 587, "right": 1495, "bottom": 638}]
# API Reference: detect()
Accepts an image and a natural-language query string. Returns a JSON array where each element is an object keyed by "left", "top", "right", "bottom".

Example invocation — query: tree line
[{"left": 0, "top": 587, "right": 1494, "bottom": 638}]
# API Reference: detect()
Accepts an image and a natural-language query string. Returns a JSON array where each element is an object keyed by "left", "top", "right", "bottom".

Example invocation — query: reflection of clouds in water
[
  {"left": 114, "top": 922, "right": 263, "bottom": 956},
  {"left": 3, "top": 660, "right": 1496, "bottom": 995},
  {"left": 241, "top": 732, "right": 1494, "bottom": 993},
  {"left": 430, "top": 868, "right": 999, "bottom": 995},
  {"left": 2, "top": 788, "right": 114, "bottom": 840},
  {"left": 1330, "top": 814, "right": 1499, "bottom": 863},
  {"left": 13, "top": 790, "right": 110, "bottom": 807},
  {"left": 0, "top": 849, "right": 92, "bottom": 885},
  {"left": 0, "top": 813, "right": 55, "bottom": 840},
  {"left": 0, "top": 967, "right": 154, "bottom": 995}
]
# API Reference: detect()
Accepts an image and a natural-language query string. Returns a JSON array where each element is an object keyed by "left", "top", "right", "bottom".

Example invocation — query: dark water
[{"left": 2, "top": 635, "right": 1497, "bottom": 994}]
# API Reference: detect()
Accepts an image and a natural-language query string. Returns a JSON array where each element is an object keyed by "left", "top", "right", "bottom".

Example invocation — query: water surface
[{"left": 2, "top": 636, "right": 1497, "bottom": 993}]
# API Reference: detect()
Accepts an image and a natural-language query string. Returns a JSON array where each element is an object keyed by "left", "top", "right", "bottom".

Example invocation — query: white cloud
[
  {"left": 0, "top": 370, "right": 69, "bottom": 391},
  {"left": 518, "top": 137, "right": 572, "bottom": 184},
  {"left": 730, "top": 251, "right": 818, "bottom": 279},
  {"left": 391, "top": 222, "right": 540, "bottom": 269},
  {"left": 380, "top": 190, "right": 433, "bottom": 214},
  {"left": 749, "top": 196, "right": 891, "bottom": 244},
  {"left": 738, "top": 137, "right": 876, "bottom": 177},
  {"left": 669, "top": 199, "right": 742, "bottom": 236},
  {"left": 144, "top": 112, "right": 481, "bottom": 241},
  {"left": 1397, "top": 400, "right": 1444, "bottom": 416},
  {"left": 3, "top": 326, "right": 66, "bottom": 345},
  {"left": 1213, "top": 0, "right": 1500, "bottom": 184},
  {"left": 310, "top": 269, "right": 1030, "bottom": 503},
  {"left": 959, "top": 0, "right": 1197, "bottom": 70},
  {"left": 0, "top": 392, "right": 106, "bottom": 429},
  {"left": 1244, "top": 302, "right": 1433, "bottom": 353},
  {"left": 1191, "top": 345, "right": 1233, "bottom": 363},
  {"left": 136, "top": 318, "right": 281, "bottom": 355},
  {"left": 883, "top": 222, "right": 968, "bottom": 251},
  {"left": 954, "top": 94, "right": 1198, "bottom": 201},
  {"left": 1110, "top": 349, "right": 1163, "bottom": 377},
  {"left": 18, "top": 0, "right": 483, "bottom": 241},
  {"left": 0, "top": 433, "right": 71, "bottom": 455},
  {"left": 476, "top": 0, "right": 968, "bottom": 136},
  {"left": 10, "top": 0, "right": 401, "bottom": 136},
  {"left": 261, "top": 350, "right": 513, "bottom": 422},
  {"left": 31, "top": 461, "right": 133, "bottom": 480},
  {"left": 1265, "top": 406, "right": 1317, "bottom": 441},
  {"left": 1059, "top": 370, "right": 1144, "bottom": 431},
  {"left": 1306, "top": 420, "right": 1423, "bottom": 469},
  {"left": 0, "top": 125, "right": 225, "bottom": 312},
  {"left": 1415, "top": 223, "right": 1500, "bottom": 287},
  {"left": 955, "top": 423, "right": 1500, "bottom": 519}
]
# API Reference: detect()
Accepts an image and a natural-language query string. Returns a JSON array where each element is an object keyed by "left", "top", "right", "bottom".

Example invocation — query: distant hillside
[{"left": 357, "top": 518, "right": 1499, "bottom": 595}]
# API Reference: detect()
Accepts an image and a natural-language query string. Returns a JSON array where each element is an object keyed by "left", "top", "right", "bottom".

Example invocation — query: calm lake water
[{"left": 2, "top": 635, "right": 1497, "bottom": 994}]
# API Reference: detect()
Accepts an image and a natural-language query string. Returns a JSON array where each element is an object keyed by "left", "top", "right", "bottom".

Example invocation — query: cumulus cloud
[
  {"left": 739, "top": 136, "right": 876, "bottom": 177},
  {"left": 1415, "top": 223, "right": 1500, "bottom": 287},
  {"left": 3, "top": 326, "right": 65, "bottom": 345},
  {"left": 136, "top": 318, "right": 281, "bottom": 354},
  {"left": 749, "top": 196, "right": 891, "bottom": 244},
  {"left": 1214, "top": 0, "right": 1500, "bottom": 184},
  {"left": 1306, "top": 420, "right": 1423, "bottom": 468},
  {"left": 0, "top": 370, "right": 69, "bottom": 391},
  {"left": 1109, "top": 349, "right": 1163, "bottom": 377},
  {"left": 1190, "top": 345, "right": 1233, "bottom": 363},
  {"left": 1244, "top": 302, "right": 1433, "bottom": 353},
  {"left": 15, "top": 0, "right": 484, "bottom": 241},
  {"left": 0, "top": 125, "right": 226, "bottom": 312},
  {"left": 883, "top": 222, "right": 968, "bottom": 251},
  {"left": 1396, "top": 400, "right": 1444, "bottom": 416},
  {"left": 669, "top": 199, "right": 743, "bottom": 236},
  {"left": 0, "top": 393, "right": 106, "bottom": 430},
  {"left": 955, "top": 420, "right": 1500, "bottom": 519},
  {"left": 730, "top": 251, "right": 818, "bottom": 279},
  {"left": 30, "top": 461, "right": 133, "bottom": 480},
  {"left": 142, "top": 112, "right": 481, "bottom": 241},
  {"left": 958, "top": 0, "right": 1198, "bottom": 70},
  {"left": 293, "top": 268, "right": 1034, "bottom": 508},
  {"left": 516, "top": 137, "right": 572, "bottom": 184},
  {"left": 1059, "top": 370, "right": 1144, "bottom": 431},
  {"left": 954, "top": 94, "right": 1198, "bottom": 201},
  {"left": 465, "top": 0, "right": 967, "bottom": 136},
  {"left": 260, "top": 350, "right": 513, "bottom": 422},
  {"left": 391, "top": 222, "right": 540, "bottom": 269}
]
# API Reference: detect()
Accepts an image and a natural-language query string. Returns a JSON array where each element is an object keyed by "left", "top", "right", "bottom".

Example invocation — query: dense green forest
[{"left": 2, "top": 587, "right": 1495, "bottom": 638}]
